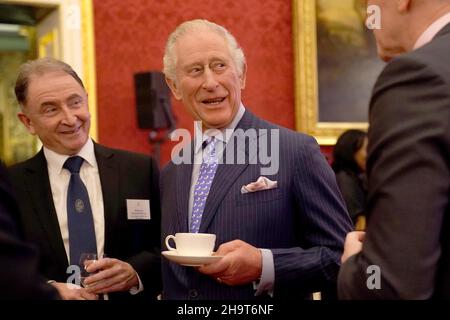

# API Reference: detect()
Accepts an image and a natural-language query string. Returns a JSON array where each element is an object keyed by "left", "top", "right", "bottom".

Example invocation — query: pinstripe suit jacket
[{"left": 161, "top": 110, "right": 353, "bottom": 300}]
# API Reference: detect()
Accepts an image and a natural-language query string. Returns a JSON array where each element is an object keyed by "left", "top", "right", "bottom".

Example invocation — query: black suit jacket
[
  {"left": 161, "top": 110, "right": 353, "bottom": 299},
  {"left": 338, "top": 24, "right": 450, "bottom": 299},
  {"left": 335, "top": 170, "right": 366, "bottom": 224},
  {"left": 0, "top": 162, "right": 59, "bottom": 300},
  {"left": 8, "top": 143, "right": 161, "bottom": 300}
]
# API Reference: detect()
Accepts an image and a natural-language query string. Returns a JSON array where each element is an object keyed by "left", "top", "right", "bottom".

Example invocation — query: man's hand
[
  {"left": 51, "top": 282, "right": 98, "bottom": 300},
  {"left": 83, "top": 258, "right": 138, "bottom": 294},
  {"left": 341, "top": 231, "right": 365, "bottom": 263},
  {"left": 198, "top": 240, "right": 262, "bottom": 286}
]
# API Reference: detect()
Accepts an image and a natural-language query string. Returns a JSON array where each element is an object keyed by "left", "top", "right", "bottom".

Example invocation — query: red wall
[{"left": 93, "top": 0, "right": 295, "bottom": 165}]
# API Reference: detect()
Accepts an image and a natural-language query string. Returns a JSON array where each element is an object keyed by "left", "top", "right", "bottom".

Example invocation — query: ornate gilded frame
[
  {"left": 80, "top": 0, "right": 98, "bottom": 140},
  {"left": 293, "top": 0, "right": 368, "bottom": 145}
]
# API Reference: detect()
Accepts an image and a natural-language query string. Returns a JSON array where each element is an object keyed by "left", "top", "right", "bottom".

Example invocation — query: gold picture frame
[{"left": 293, "top": 0, "right": 382, "bottom": 145}]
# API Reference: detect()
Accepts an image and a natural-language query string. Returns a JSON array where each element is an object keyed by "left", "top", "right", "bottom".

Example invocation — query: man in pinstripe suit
[{"left": 160, "top": 19, "right": 353, "bottom": 300}]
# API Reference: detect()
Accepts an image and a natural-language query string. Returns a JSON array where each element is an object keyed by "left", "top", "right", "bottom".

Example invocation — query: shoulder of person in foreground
[
  {"left": 339, "top": 37, "right": 450, "bottom": 299},
  {"left": 0, "top": 162, "right": 59, "bottom": 300}
]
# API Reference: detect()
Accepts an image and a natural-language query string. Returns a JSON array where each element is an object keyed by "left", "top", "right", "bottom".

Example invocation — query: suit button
[{"left": 188, "top": 289, "right": 199, "bottom": 299}]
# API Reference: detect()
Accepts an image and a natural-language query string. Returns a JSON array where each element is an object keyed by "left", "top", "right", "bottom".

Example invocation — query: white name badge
[{"left": 126, "top": 199, "right": 151, "bottom": 220}]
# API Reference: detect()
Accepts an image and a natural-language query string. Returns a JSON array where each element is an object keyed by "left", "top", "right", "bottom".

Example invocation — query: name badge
[{"left": 126, "top": 199, "right": 151, "bottom": 220}]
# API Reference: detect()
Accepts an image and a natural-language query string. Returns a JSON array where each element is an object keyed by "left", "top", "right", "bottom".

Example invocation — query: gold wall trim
[
  {"left": 38, "top": 29, "right": 59, "bottom": 57},
  {"left": 81, "top": 0, "right": 98, "bottom": 141},
  {"left": 293, "top": 0, "right": 368, "bottom": 145}
]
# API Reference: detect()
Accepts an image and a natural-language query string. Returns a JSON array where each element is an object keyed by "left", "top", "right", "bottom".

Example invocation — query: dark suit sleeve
[
  {"left": 272, "top": 136, "right": 353, "bottom": 296},
  {"left": 338, "top": 55, "right": 450, "bottom": 299},
  {"left": 0, "top": 163, "right": 59, "bottom": 300},
  {"left": 126, "top": 156, "right": 162, "bottom": 297},
  {"left": 335, "top": 171, "right": 366, "bottom": 223}
]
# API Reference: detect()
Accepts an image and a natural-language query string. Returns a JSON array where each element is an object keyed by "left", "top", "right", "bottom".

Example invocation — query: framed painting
[{"left": 293, "top": 0, "right": 384, "bottom": 144}]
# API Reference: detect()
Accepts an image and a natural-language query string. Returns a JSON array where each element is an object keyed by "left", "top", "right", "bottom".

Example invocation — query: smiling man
[
  {"left": 8, "top": 57, "right": 161, "bottom": 300},
  {"left": 160, "top": 19, "right": 352, "bottom": 300}
]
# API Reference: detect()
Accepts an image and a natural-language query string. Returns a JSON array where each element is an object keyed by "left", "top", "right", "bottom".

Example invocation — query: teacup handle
[{"left": 165, "top": 235, "right": 177, "bottom": 251}]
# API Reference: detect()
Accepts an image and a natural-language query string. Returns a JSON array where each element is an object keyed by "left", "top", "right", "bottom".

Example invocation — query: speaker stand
[{"left": 148, "top": 130, "right": 168, "bottom": 164}]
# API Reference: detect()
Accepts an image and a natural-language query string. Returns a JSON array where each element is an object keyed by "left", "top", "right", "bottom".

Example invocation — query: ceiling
[{"left": 0, "top": 3, "right": 54, "bottom": 26}]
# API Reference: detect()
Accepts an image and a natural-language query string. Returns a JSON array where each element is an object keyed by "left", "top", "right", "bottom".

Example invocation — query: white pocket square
[{"left": 241, "top": 176, "right": 278, "bottom": 194}]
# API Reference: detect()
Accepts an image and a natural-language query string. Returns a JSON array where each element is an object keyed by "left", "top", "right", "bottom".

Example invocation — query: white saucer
[{"left": 162, "top": 251, "right": 223, "bottom": 267}]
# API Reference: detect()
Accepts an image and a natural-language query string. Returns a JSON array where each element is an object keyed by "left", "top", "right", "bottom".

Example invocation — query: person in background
[
  {"left": 160, "top": 19, "right": 353, "bottom": 300},
  {"left": 332, "top": 129, "right": 368, "bottom": 230},
  {"left": 338, "top": 0, "right": 450, "bottom": 299},
  {"left": 0, "top": 161, "right": 59, "bottom": 300},
  {"left": 8, "top": 57, "right": 161, "bottom": 300}
]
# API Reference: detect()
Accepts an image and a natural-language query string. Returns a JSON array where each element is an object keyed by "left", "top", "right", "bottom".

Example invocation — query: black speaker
[{"left": 134, "top": 71, "right": 174, "bottom": 130}]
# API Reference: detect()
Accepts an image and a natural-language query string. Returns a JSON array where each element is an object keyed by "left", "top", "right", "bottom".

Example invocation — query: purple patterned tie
[{"left": 190, "top": 137, "right": 218, "bottom": 233}]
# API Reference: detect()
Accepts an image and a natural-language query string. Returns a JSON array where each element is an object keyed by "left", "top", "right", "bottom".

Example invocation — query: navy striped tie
[{"left": 64, "top": 156, "right": 97, "bottom": 266}]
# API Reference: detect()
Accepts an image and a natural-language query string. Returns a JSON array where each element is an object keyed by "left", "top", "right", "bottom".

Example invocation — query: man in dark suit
[
  {"left": 1, "top": 161, "right": 59, "bottom": 299},
  {"left": 160, "top": 19, "right": 353, "bottom": 300},
  {"left": 338, "top": 0, "right": 450, "bottom": 299},
  {"left": 8, "top": 57, "right": 161, "bottom": 300}
]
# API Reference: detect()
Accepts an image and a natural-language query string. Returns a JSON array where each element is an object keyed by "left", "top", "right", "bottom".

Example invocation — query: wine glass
[{"left": 79, "top": 253, "right": 98, "bottom": 288}]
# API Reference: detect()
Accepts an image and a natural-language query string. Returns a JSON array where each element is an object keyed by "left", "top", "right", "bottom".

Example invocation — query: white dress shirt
[
  {"left": 414, "top": 12, "right": 450, "bottom": 49},
  {"left": 188, "top": 104, "right": 245, "bottom": 223}
]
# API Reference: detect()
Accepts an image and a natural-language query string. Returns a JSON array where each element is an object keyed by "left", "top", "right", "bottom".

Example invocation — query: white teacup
[{"left": 165, "top": 233, "right": 216, "bottom": 256}]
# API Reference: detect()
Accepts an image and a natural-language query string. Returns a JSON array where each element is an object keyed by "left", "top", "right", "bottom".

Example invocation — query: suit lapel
[
  {"left": 25, "top": 150, "right": 68, "bottom": 268},
  {"left": 94, "top": 144, "right": 119, "bottom": 253},
  {"left": 198, "top": 162, "right": 248, "bottom": 233},
  {"left": 176, "top": 145, "right": 194, "bottom": 232},
  {"left": 198, "top": 111, "right": 265, "bottom": 233}
]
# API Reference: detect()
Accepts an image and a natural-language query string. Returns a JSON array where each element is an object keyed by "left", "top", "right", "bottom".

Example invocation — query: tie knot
[
  {"left": 63, "top": 156, "right": 84, "bottom": 174},
  {"left": 202, "top": 136, "right": 216, "bottom": 149},
  {"left": 202, "top": 137, "right": 218, "bottom": 165}
]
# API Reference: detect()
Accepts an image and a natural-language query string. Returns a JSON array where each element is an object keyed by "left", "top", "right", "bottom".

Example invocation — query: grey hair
[
  {"left": 15, "top": 57, "right": 85, "bottom": 107},
  {"left": 163, "top": 19, "right": 246, "bottom": 81}
]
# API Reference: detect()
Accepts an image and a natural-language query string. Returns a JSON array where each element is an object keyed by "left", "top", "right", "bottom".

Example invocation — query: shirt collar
[
  {"left": 194, "top": 103, "right": 246, "bottom": 154},
  {"left": 414, "top": 12, "right": 450, "bottom": 50},
  {"left": 44, "top": 138, "right": 97, "bottom": 174}
]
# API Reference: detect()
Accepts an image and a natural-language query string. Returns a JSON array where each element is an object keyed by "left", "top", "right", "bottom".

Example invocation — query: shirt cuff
[
  {"left": 253, "top": 249, "right": 274, "bottom": 297},
  {"left": 129, "top": 272, "right": 144, "bottom": 295}
]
